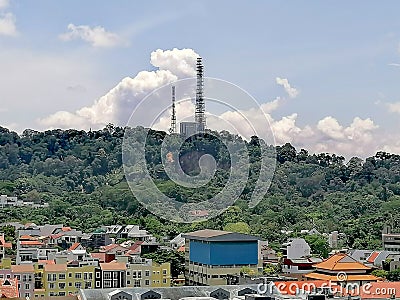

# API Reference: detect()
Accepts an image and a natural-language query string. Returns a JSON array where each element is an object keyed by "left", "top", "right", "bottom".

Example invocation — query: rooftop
[
  {"left": 313, "top": 252, "right": 371, "bottom": 271},
  {"left": 182, "top": 229, "right": 260, "bottom": 242}
]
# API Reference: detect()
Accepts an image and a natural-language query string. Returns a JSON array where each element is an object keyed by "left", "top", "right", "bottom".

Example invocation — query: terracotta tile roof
[
  {"left": 69, "top": 242, "right": 81, "bottom": 251},
  {"left": 100, "top": 262, "right": 126, "bottom": 271},
  {"left": 38, "top": 260, "right": 55, "bottom": 265},
  {"left": 11, "top": 264, "right": 34, "bottom": 273},
  {"left": 0, "top": 278, "right": 18, "bottom": 298},
  {"left": 305, "top": 272, "right": 378, "bottom": 282},
  {"left": 62, "top": 227, "right": 72, "bottom": 232},
  {"left": 19, "top": 235, "right": 33, "bottom": 240},
  {"left": 44, "top": 264, "right": 67, "bottom": 272},
  {"left": 0, "top": 235, "right": 11, "bottom": 249},
  {"left": 313, "top": 252, "right": 371, "bottom": 271},
  {"left": 20, "top": 240, "right": 43, "bottom": 246},
  {"left": 90, "top": 252, "right": 106, "bottom": 262},
  {"left": 50, "top": 233, "right": 64, "bottom": 239},
  {"left": 367, "top": 251, "right": 380, "bottom": 263}
]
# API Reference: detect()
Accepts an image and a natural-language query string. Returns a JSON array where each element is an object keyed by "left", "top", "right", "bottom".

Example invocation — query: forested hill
[{"left": 0, "top": 125, "right": 399, "bottom": 252}]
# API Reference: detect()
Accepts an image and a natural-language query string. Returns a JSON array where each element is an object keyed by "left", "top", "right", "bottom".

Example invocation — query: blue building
[{"left": 182, "top": 229, "right": 261, "bottom": 286}]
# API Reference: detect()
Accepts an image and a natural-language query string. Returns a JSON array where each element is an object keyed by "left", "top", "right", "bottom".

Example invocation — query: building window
[
  {"left": 49, "top": 283, "right": 55, "bottom": 289},
  {"left": 95, "top": 281, "right": 100, "bottom": 288},
  {"left": 95, "top": 272, "right": 100, "bottom": 279},
  {"left": 25, "top": 283, "right": 30, "bottom": 289},
  {"left": 59, "top": 274, "right": 65, "bottom": 280},
  {"left": 134, "top": 280, "right": 141, "bottom": 287},
  {"left": 59, "top": 292, "right": 66, "bottom": 296},
  {"left": 14, "top": 275, "right": 20, "bottom": 280},
  {"left": 162, "top": 269, "right": 167, "bottom": 275},
  {"left": 127, "top": 280, "right": 131, "bottom": 285},
  {"left": 68, "top": 273, "right": 72, "bottom": 278},
  {"left": 75, "top": 273, "right": 82, "bottom": 279},
  {"left": 25, "top": 293, "right": 30, "bottom": 297},
  {"left": 145, "top": 280, "right": 150, "bottom": 286},
  {"left": 104, "top": 281, "right": 111, "bottom": 288},
  {"left": 103, "top": 272, "right": 111, "bottom": 280},
  {"left": 58, "top": 282, "right": 65, "bottom": 289},
  {"left": 163, "top": 279, "right": 167, "bottom": 284},
  {"left": 145, "top": 270, "right": 150, "bottom": 277},
  {"left": 69, "top": 282, "right": 72, "bottom": 287},
  {"left": 75, "top": 282, "right": 81, "bottom": 289},
  {"left": 132, "top": 271, "right": 137, "bottom": 278},
  {"left": 138, "top": 271, "right": 142, "bottom": 278}
]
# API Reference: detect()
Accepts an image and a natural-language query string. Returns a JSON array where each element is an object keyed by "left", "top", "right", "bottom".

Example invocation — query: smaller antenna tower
[{"left": 169, "top": 86, "right": 176, "bottom": 134}]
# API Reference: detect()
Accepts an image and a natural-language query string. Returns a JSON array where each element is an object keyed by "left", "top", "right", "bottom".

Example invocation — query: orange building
[{"left": 305, "top": 252, "right": 378, "bottom": 285}]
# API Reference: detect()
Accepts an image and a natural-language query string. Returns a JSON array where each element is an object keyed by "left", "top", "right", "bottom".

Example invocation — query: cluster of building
[
  {"left": 2, "top": 223, "right": 400, "bottom": 299},
  {"left": 0, "top": 195, "right": 48, "bottom": 209},
  {"left": 0, "top": 223, "right": 171, "bottom": 298}
]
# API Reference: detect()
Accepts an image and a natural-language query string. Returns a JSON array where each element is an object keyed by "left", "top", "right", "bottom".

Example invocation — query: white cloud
[
  {"left": 39, "top": 48, "right": 392, "bottom": 158},
  {"left": 39, "top": 48, "right": 199, "bottom": 129},
  {"left": 386, "top": 102, "right": 400, "bottom": 114},
  {"left": 0, "top": 0, "right": 9, "bottom": 10},
  {"left": 276, "top": 77, "right": 299, "bottom": 98},
  {"left": 59, "top": 23, "right": 126, "bottom": 48},
  {"left": 0, "top": 12, "right": 17, "bottom": 36},
  {"left": 317, "top": 116, "right": 345, "bottom": 140}
]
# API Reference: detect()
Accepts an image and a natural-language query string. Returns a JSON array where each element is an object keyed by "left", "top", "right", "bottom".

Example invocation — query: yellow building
[
  {"left": 0, "top": 258, "right": 11, "bottom": 269},
  {"left": 117, "top": 256, "right": 171, "bottom": 288},
  {"left": 43, "top": 263, "right": 96, "bottom": 297}
]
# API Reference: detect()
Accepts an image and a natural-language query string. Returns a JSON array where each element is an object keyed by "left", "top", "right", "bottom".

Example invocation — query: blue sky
[{"left": 1, "top": 1, "right": 400, "bottom": 158}]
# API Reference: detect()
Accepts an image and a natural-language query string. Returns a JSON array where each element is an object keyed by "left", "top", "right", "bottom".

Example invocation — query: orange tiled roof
[
  {"left": 11, "top": 264, "right": 34, "bottom": 273},
  {"left": 19, "top": 235, "right": 33, "bottom": 240},
  {"left": 0, "top": 236, "right": 11, "bottom": 249},
  {"left": 305, "top": 272, "right": 378, "bottom": 282},
  {"left": 0, "top": 278, "right": 19, "bottom": 298},
  {"left": 50, "top": 233, "right": 64, "bottom": 239},
  {"left": 100, "top": 262, "right": 126, "bottom": 271},
  {"left": 62, "top": 227, "right": 72, "bottom": 232},
  {"left": 367, "top": 251, "right": 380, "bottom": 264},
  {"left": 44, "top": 264, "right": 67, "bottom": 272},
  {"left": 38, "top": 260, "right": 55, "bottom": 265},
  {"left": 69, "top": 242, "right": 81, "bottom": 251},
  {"left": 20, "top": 240, "right": 43, "bottom": 246},
  {"left": 314, "top": 253, "right": 371, "bottom": 271},
  {"left": 177, "top": 245, "right": 185, "bottom": 252}
]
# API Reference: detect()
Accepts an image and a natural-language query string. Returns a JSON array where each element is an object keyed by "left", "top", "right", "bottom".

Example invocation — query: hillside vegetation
[{"left": 0, "top": 125, "right": 399, "bottom": 253}]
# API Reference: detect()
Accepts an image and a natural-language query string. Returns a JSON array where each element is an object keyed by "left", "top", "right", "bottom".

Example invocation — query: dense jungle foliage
[{"left": 0, "top": 124, "right": 399, "bottom": 255}]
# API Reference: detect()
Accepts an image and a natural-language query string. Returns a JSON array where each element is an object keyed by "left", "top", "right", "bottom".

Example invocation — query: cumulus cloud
[
  {"left": 39, "top": 48, "right": 391, "bottom": 158},
  {"left": 39, "top": 48, "right": 199, "bottom": 129},
  {"left": 0, "top": 12, "right": 17, "bottom": 36},
  {"left": 59, "top": 24, "right": 126, "bottom": 48},
  {"left": 386, "top": 102, "right": 400, "bottom": 114},
  {"left": 0, "top": 0, "right": 9, "bottom": 10},
  {"left": 276, "top": 77, "right": 299, "bottom": 98}
]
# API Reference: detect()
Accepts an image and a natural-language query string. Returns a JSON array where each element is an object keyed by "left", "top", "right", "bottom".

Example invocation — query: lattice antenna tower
[
  {"left": 195, "top": 57, "right": 205, "bottom": 132},
  {"left": 169, "top": 85, "right": 177, "bottom": 134}
]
